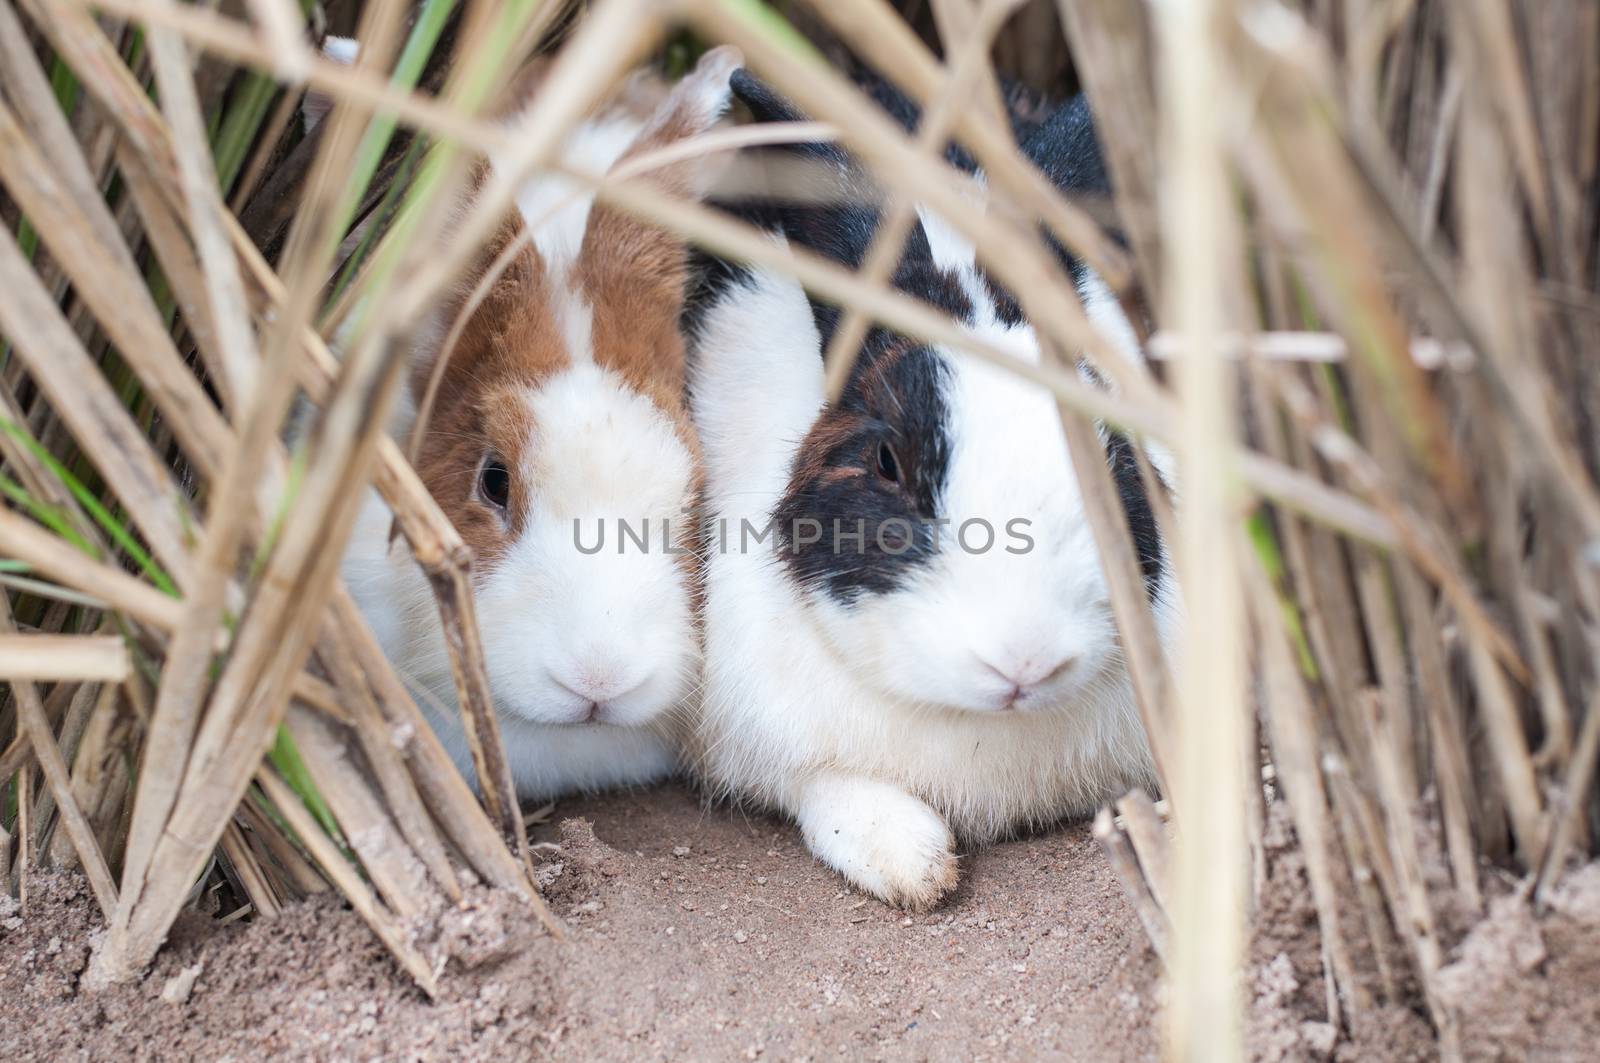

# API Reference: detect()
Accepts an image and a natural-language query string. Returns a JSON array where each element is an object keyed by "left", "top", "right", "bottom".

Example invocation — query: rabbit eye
[
  {"left": 875, "top": 441, "right": 901, "bottom": 484},
  {"left": 479, "top": 455, "right": 511, "bottom": 510}
]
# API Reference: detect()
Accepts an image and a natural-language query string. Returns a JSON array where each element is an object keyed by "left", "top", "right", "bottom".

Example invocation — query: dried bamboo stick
[
  {"left": 1352, "top": 556, "right": 1419, "bottom": 801},
  {"left": 1244, "top": 547, "right": 1365, "bottom": 1020},
  {"left": 1055, "top": 0, "right": 1162, "bottom": 298},
  {"left": 0, "top": 217, "right": 198, "bottom": 588},
  {"left": 0, "top": 507, "right": 183, "bottom": 635},
  {"left": 283, "top": 704, "right": 433, "bottom": 921},
  {"left": 1057, "top": 401, "right": 1174, "bottom": 787},
  {"left": 241, "top": 0, "right": 310, "bottom": 82},
  {"left": 1115, "top": 790, "right": 1172, "bottom": 917},
  {"left": 1323, "top": 755, "right": 1403, "bottom": 1003},
  {"left": 0, "top": 735, "right": 29, "bottom": 785},
  {"left": 1536, "top": 687, "right": 1600, "bottom": 904},
  {"left": 0, "top": 600, "right": 118, "bottom": 919},
  {"left": 1393, "top": 566, "right": 1481, "bottom": 907},
  {"left": 49, "top": 684, "right": 127, "bottom": 868},
  {"left": 15, "top": 767, "right": 30, "bottom": 908},
  {"left": 328, "top": 589, "right": 545, "bottom": 910},
  {"left": 0, "top": 636, "right": 130, "bottom": 683},
  {"left": 146, "top": 24, "right": 262, "bottom": 408},
  {"left": 1465, "top": 641, "right": 1548, "bottom": 868},
  {"left": 0, "top": 92, "right": 229, "bottom": 484},
  {"left": 237, "top": 795, "right": 328, "bottom": 897},
  {"left": 0, "top": 381, "right": 102, "bottom": 557},
  {"left": 30, "top": 682, "right": 101, "bottom": 860},
  {"left": 1093, "top": 806, "right": 1170, "bottom": 963},
  {"left": 290, "top": 674, "right": 356, "bottom": 727},
  {"left": 1157, "top": 1, "right": 1249, "bottom": 1059},
  {"left": 255, "top": 769, "right": 438, "bottom": 997},
  {"left": 1356, "top": 689, "right": 1458, "bottom": 1054},
  {"left": 219, "top": 821, "right": 283, "bottom": 920},
  {"left": 313, "top": 627, "right": 460, "bottom": 900}
]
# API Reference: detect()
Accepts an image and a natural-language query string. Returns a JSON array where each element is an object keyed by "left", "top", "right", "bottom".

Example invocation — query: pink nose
[
  {"left": 553, "top": 667, "right": 648, "bottom": 706},
  {"left": 980, "top": 650, "right": 1079, "bottom": 696}
]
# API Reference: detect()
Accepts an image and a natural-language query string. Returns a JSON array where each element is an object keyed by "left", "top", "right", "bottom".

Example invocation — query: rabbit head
[
  {"left": 694, "top": 71, "right": 1170, "bottom": 719},
  {"left": 405, "top": 47, "right": 743, "bottom": 731}
]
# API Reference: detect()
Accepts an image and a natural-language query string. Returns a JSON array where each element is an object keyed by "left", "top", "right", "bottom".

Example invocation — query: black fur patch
[
  {"left": 773, "top": 338, "right": 954, "bottom": 603},
  {"left": 983, "top": 93, "right": 1115, "bottom": 327},
  {"left": 681, "top": 247, "right": 756, "bottom": 349},
  {"left": 1103, "top": 429, "right": 1164, "bottom": 596},
  {"left": 720, "top": 72, "right": 968, "bottom": 603},
  {"left": 1016, "top": 97, "right": 1163, "bottom": 594}
]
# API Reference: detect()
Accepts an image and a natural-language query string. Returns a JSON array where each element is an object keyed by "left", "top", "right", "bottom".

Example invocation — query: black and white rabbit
[{"left": 684, "top": 71, "right": 1179, "bottom": 909}]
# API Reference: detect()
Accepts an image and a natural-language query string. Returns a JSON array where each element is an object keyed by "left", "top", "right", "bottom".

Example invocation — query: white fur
[
  {"left": 689, "top": 230, "right": 1180, "bottom": 907},
  {"left": 342, "top": 362, "right": 697, "bottom": 797},
  {"left": 554, "top": 288, "right": 595, "bottom": 365}
]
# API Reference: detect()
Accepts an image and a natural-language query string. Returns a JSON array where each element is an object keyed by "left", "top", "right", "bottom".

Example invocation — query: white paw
[{"left": 793, "top": 775, "right": 959, "bottom": 911}]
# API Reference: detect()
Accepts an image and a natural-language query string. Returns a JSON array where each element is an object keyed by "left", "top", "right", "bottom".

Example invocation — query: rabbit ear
[
  {"left": 408, "top": 184, "right": 554, "bottom": 447},
  {"left": 725, "top": 71, "right": 939, "bottom": 353},
  {"left": 303, "top": 36, "right": 359, "bottom": 132},
  {"left": 570, "top": 47, "right": 743, "bottom": 412},
  {"left": 613, "top": 45, "right": 745, "bottom": 197},
  {"left": 727, "top": 70, "right": 877, "bottom": 271},
  {"left": 1018, "top": 94, "right": 1110, "bottom": 198},
  {"left": 1014, "top": 94, "right": 1122, "bottom": 280}
]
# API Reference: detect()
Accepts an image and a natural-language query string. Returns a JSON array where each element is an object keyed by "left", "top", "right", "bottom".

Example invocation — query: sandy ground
[
  {"left": 3, "top": 783, "right": 1598, "bottom": 1061},
  {"left": 0, "top": 783, "right": 1160, "bottom": 1061}
]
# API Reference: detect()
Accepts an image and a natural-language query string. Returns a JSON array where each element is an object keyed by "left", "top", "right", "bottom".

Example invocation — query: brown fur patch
[
  {"left": 412, "top": 200, "right": 565, "bottom": 568},
  {"left": 413, "top": 49, "right": 736, "bottom": 573},
  {"left": 572, "top": 204, "right": 692, "bottom": 434},
  {"left": 788, "top": 412, "right": 869, "bottom": 496},
  {"left": 568, "top": 60, "right": 733, "bottom": 454}
]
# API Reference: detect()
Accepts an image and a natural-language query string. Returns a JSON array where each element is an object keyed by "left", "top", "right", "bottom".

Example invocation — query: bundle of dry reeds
[
  {"left": 0, "top": 0, "right": 1595, "bottom": 1058},
  {"left": 1071, "top": 1, "right": 1600, "bottom": 1057}
]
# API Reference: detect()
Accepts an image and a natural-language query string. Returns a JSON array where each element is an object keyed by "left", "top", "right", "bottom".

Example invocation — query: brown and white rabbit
[
  {"left": 685, "top": 72, "right": 1179, "bottom": 909},
  {"left": 342, "top": 47, "right": 742, "bottom": 799}
]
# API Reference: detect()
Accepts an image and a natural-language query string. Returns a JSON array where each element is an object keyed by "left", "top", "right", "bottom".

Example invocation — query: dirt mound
[{"left": 1435, "top": 864, "right": 1600, "bottom": 1062}]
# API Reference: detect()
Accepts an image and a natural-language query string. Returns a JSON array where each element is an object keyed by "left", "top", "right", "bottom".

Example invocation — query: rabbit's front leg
[{"left": 792, "top": 773, "right": 959, "bottom": 910}]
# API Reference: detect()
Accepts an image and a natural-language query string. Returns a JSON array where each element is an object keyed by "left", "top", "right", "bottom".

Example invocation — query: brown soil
[
  {"left": 1435, "top": 864, "right": 1600, "bottom": 1062},
  {"left": 2, "top": 784, "right": 1158, "bottom": 1061},
  {"left": 2, "top": 783, "right": 1596, "bottom": 1061}
]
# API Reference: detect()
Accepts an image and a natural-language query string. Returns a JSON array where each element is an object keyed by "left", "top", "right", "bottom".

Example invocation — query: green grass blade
[
  {"left": 1246, "top": 509, "right": 1320, "bottom": 679},
  {"left": 268, "top": 727, "right": 343, "bottom": 843},
  {"left": 0, "top": 472, "right": 96, "bottom": 555},
  {"left": 0, "top": 417, "right": 178, "bottom": 597},
  {"left": 333, "top": 0, "right": 458, "bottom": 234}
]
